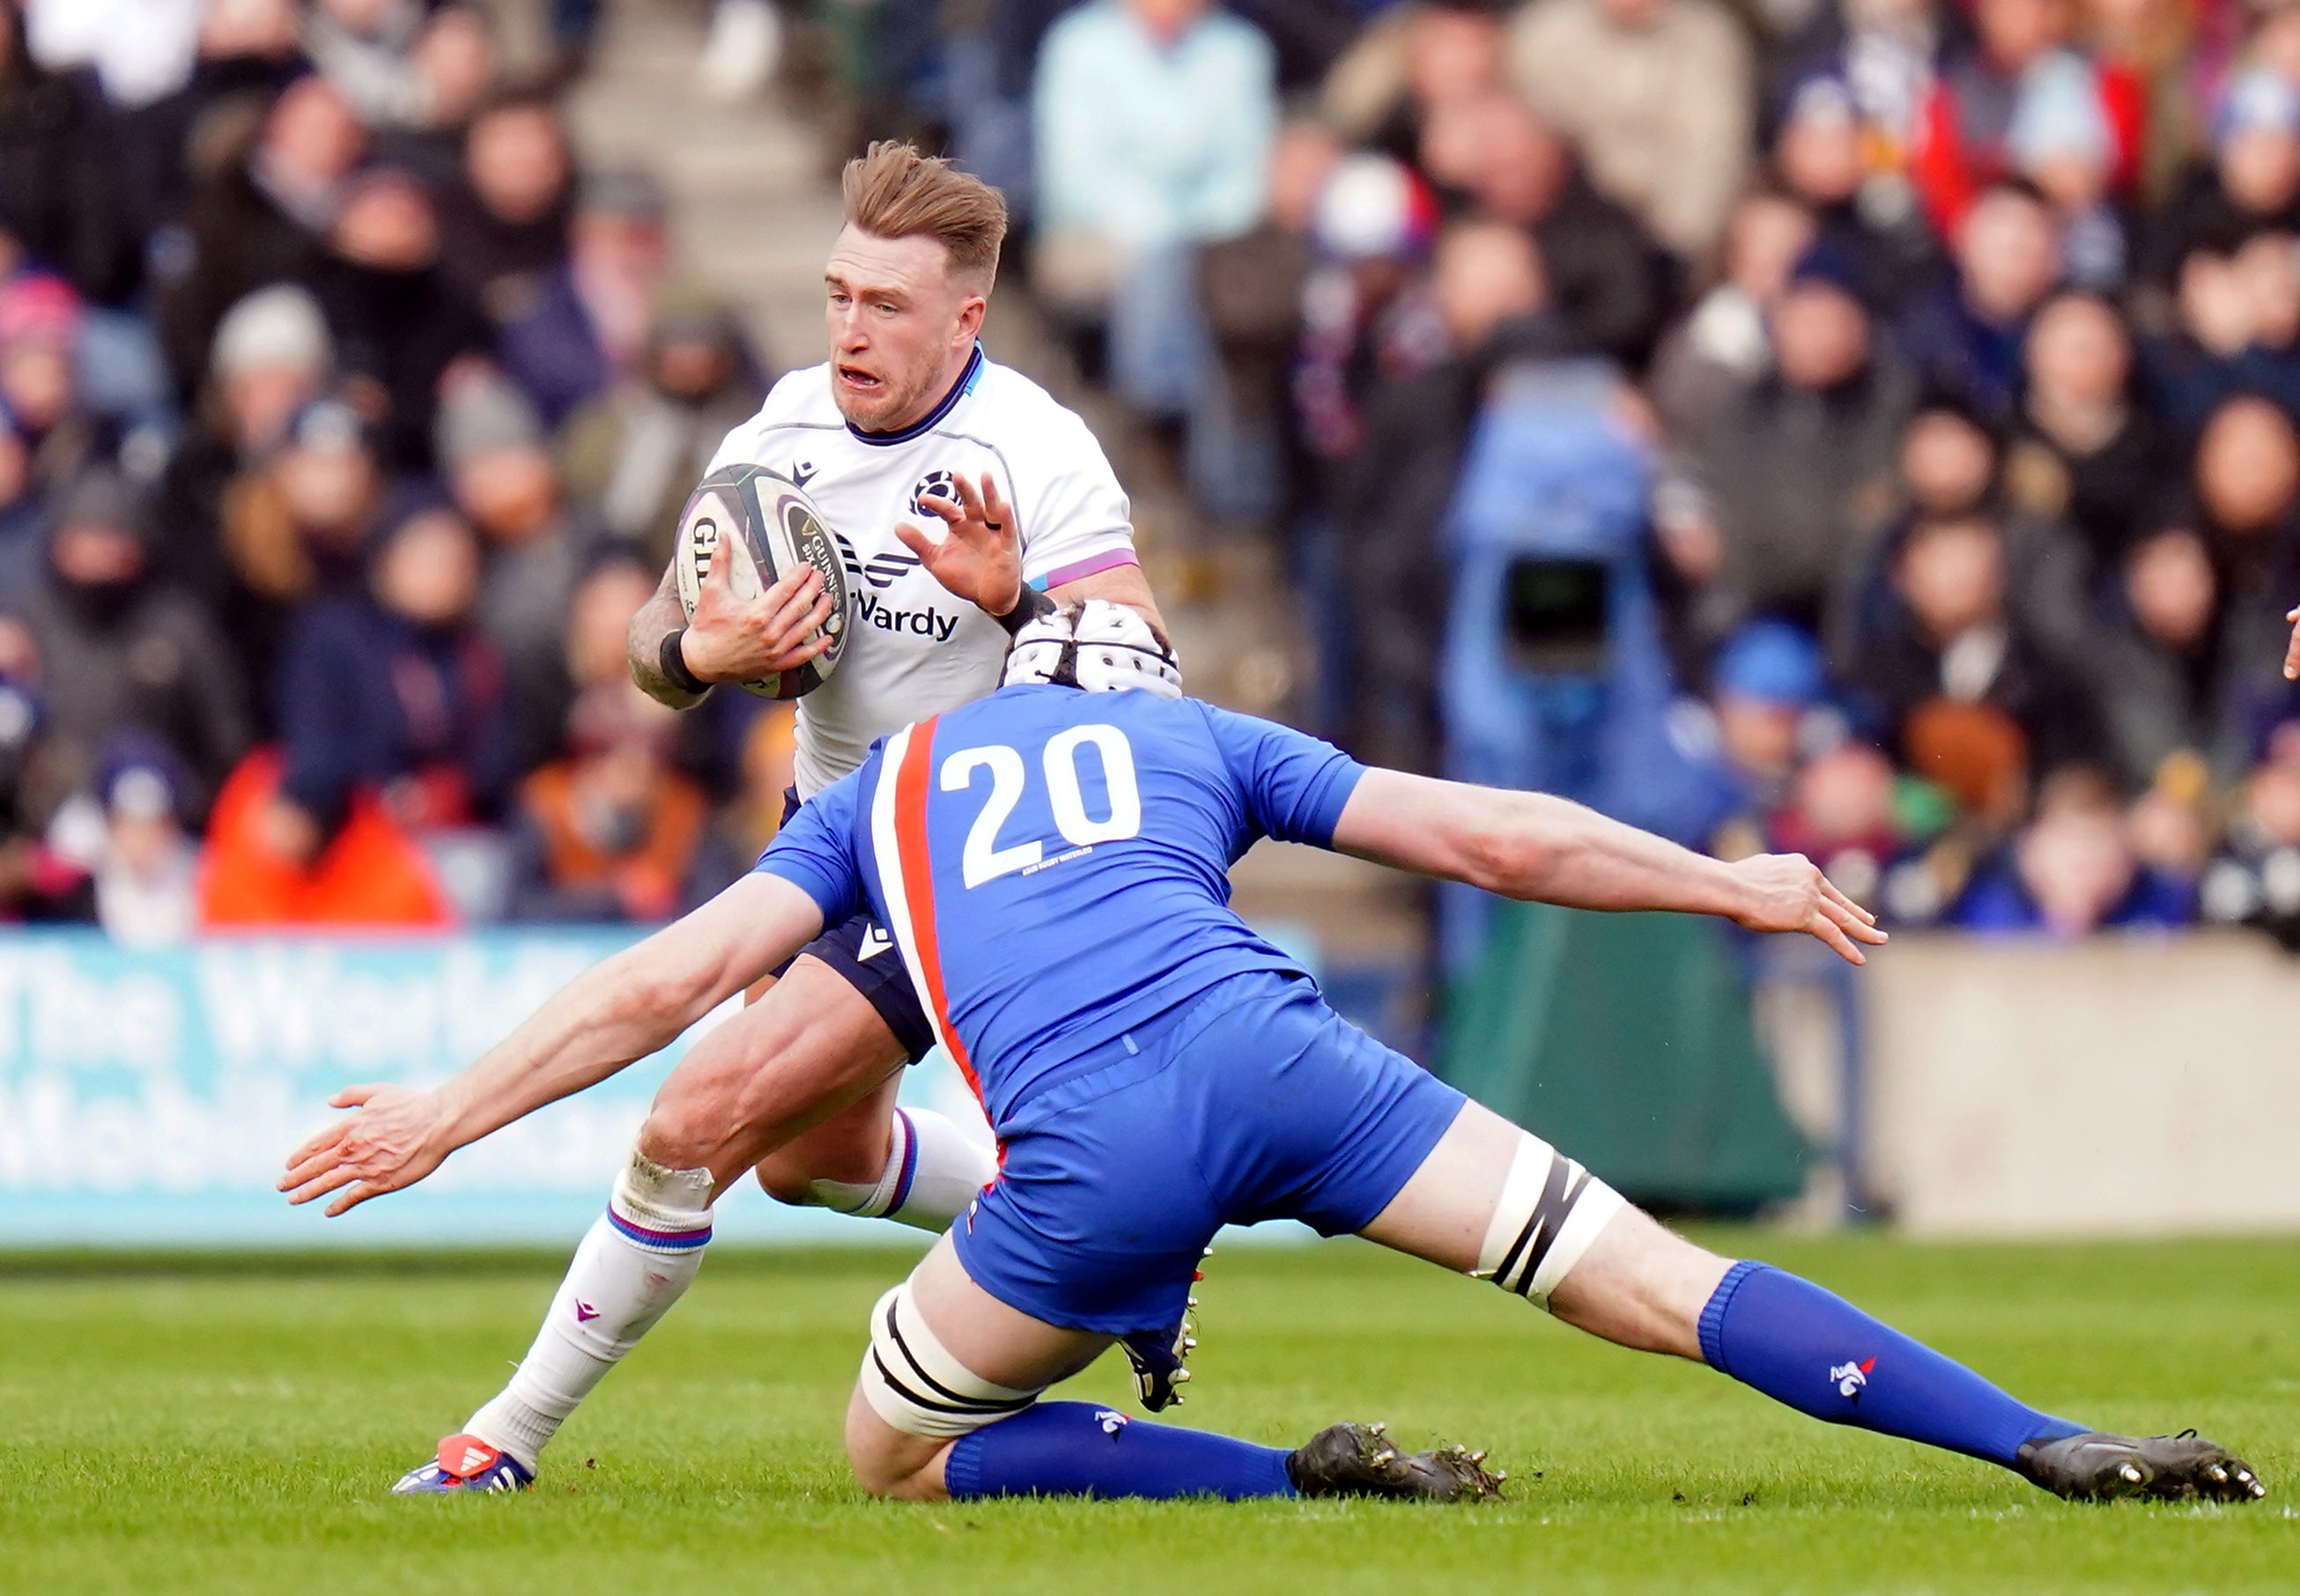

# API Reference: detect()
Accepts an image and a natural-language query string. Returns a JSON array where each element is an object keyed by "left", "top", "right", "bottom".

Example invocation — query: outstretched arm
[
  {"left": 1050, "top": 559, "right": 1165, "bottom": 639},
  {"left": 278, "top": 874, "right": 826, "bottom": 1215},
  {"left": 1329, "top": 769, "right": 1886, "bottom": 964}
]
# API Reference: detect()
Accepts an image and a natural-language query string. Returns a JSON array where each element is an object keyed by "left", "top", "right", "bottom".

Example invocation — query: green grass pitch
[{"left": 4, "top": 1231, "right": 2295, "bottom": 1595}]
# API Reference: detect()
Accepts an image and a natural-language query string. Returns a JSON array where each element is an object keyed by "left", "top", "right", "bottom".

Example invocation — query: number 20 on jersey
[{"left": 940, "top": 726, "right": 1141, "bottom": 888}]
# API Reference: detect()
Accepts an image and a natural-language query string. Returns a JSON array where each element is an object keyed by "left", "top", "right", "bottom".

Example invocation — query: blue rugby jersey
[{"left": 755, "top": 683, "right": 1364, "bottom": 1127}]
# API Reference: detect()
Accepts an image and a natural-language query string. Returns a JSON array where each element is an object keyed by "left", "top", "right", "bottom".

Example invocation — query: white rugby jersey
[{"left": 706, "top": 346, "right": 1138, "bottom": 795}]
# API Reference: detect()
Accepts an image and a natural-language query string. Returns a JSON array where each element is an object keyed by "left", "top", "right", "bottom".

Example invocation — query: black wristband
[
  {"left": 660, "top": 628, "right": 710, "bottom": 696},
  {"left": 994, "top": 584, "right": 1059, "bottom": 639}
]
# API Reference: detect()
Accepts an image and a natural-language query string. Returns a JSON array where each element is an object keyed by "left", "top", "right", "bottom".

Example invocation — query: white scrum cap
[{"left": 1002, "top": 599, "right": 1183, "bottom": 698}]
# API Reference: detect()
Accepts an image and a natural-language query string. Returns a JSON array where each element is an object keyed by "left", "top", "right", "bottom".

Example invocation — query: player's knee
[
  {"left": 642, "top": 1013, "right": 830, "bottom": 1176},
  {"left": 755, "top": 1154, "right": 817, "bottom": 1207},
  {"left": 1536, "top": 1200, "right": 1728, "bottom": 1360},
  {"left": 852, "top": 1281, "right": 1041, "bottom": 1489},
  {"left": 636, "top": 1081, "right": 738, "bottom": 1172},
  {"left": 756, "top": 1111, "right": 895, "bottom": 1207},
  {"left": 843, "top": 1388, "right": 925, "bottom": 1499}
]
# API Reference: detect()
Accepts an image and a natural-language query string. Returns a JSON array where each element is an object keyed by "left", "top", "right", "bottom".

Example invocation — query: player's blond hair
[{"left": 840, "top": 141, "right": 1008, "bottom": 284}]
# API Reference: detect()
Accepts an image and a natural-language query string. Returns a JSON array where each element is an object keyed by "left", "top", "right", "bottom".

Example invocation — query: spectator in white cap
[
  {"left": 152, "top": 284, "right": 336, "bottom": 615},
  {"left": 2008, "top": 53, "right": 2128, "bottom": 291},
  {"left": 22, "top": 0, "right": 202, "bottom": 110},
  {"left": 209, "top": 284, "right": 335, "bottom": 453},
  {"left": 1293, "top": 151, "right": 1441, "bottom": 463}
]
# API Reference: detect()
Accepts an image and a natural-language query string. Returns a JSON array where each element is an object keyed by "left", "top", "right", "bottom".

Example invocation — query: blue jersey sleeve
[
  {"left": 754, "top": 768, "right": 865, "bottom": 926},
  {"left": 1196, "top": 704, "right": 1368, "bottom": 848}
]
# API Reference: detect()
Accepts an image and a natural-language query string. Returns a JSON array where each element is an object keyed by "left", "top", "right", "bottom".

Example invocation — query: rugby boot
[
  {"left": 1120, "top": 1303, "right": 1197, "bottom": 1411},
  {"left": 1285, "top": 1421, "right": 1505, "bottom": 1503},
  {"left": 2015, "top": 1430, "right": 2266, "bottom": 1503},
  {"left": 1124, "top": 1245, "right": 1210, "bottom": 1411},
  {"left": 392, "top": 1432, "right": 536, "bottom": 1495}
]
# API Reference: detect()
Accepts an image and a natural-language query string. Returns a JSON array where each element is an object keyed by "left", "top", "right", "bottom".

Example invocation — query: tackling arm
[
  {"left": 1049, "top": 560, "right": 1165, "bottom": 639},
  {"left": 1329, "top": 769, "right": 1886, "bottom": 964},
  {"left": 278, "top": 874, "right": 827, "bottom": 1215}
]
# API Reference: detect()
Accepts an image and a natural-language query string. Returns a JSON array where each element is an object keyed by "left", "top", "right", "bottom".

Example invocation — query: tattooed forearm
[{"left": 627, "top": 560, "right": 708, "bottom": 709}]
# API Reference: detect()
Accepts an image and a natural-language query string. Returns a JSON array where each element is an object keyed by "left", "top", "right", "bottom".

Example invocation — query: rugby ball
[{"left": 673, "top": 463, "right": 851, "bottom": 699}]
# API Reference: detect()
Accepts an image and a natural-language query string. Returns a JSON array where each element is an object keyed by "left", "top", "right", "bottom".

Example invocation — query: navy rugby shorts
[
  {"left": 952, "top": 969, "right": 1469, "bottom": 1338},
  {"left": 773, "top": 787, "right": 935, "bottom": 1063}
]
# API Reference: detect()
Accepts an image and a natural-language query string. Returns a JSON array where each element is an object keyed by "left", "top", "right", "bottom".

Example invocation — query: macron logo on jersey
[
  {"left": 825, "top": 528, "right": 959, "bottom": 639},
  {"left": 832, "top": 530, "right": 922, "bottom": 592}
]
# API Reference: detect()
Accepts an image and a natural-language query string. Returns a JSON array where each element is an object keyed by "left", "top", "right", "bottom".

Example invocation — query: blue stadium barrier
[
  {"left": 0, "top": 928, "right": 995, "bottom": 1248},
  {"left": 0, "top": 923, "right": 1335, "bottom": 1249}
]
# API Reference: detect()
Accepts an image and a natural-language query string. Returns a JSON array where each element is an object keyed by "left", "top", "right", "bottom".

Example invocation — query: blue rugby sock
[
  {"left": 943, "top": 1401, "right": 1298, "bottom": 1500},
  {"left": 1697, "top": 1260, "right": 2086, "bottom": 1467}
]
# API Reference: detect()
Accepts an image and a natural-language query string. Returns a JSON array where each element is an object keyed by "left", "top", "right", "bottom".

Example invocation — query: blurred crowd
[
  {"left": 20, "top": 0, "right": 2300, "bottom": 953},
  {"left": 0, "top": 0, "right": 793, "bottom": 940},
  {"left": 856, "top": 0, "right": 2300, "bottom": 946}
]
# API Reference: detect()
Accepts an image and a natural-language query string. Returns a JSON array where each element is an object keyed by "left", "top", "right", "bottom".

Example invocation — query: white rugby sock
[
  {"left": 465, "top": 1149, "right": 714, "bottom": 1470},
  {"left": 797, "top": 1107, "right": 994, "bottom": 1232}
]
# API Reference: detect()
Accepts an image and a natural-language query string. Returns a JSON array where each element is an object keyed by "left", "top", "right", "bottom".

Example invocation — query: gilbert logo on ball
[{"left": 674, "top": 462, "right": 852, "bottom": 699}]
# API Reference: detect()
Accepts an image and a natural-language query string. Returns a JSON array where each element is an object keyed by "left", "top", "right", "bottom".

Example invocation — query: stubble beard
[{"left": 830, "top": 358, "right": 940, "bottom": 434}]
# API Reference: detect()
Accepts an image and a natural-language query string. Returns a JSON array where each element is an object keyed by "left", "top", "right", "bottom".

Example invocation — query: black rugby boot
[
  {"left": 1284, "top": 1422, "right": 1505, "bottom": 1503},
  {"left": 2016, "top": 1430, "right": 2266, "bottom": 1502}
]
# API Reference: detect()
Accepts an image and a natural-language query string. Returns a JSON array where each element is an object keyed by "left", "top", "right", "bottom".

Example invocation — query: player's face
[{"left": 823, "top": 225, "right": 987, "bottom": 432}]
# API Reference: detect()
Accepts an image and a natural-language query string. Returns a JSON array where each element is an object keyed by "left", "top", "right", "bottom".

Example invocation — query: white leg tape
[
  {"left": 859, "top": 1282, "right": 1042, "bottom": 1440},
  {"left": 1474, "top": 1131, "right": 1626, "bottom": 1310},
  {"left": 613, "top": 1149, "right": 714, "bottom": 1231}
]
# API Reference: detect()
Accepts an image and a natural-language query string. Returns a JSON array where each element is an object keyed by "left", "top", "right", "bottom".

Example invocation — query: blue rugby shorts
[{"left": 951, "top": 969, "right": 1468, "bottom": 1337}]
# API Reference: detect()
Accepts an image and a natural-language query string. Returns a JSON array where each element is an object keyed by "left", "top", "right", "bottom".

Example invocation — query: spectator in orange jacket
[{"left": 505, "top": 679, "right": 736, "bottom": 923}]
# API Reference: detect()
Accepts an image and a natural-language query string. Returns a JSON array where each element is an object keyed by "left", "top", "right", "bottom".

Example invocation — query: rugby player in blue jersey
[{"left": 285, "top": 603, "right": 2265, "bottom": 1507}]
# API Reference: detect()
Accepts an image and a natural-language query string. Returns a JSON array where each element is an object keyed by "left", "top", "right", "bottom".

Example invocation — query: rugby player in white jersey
[{"left": 325, "top": 143, "right": 1168, "bottom": 1493}]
